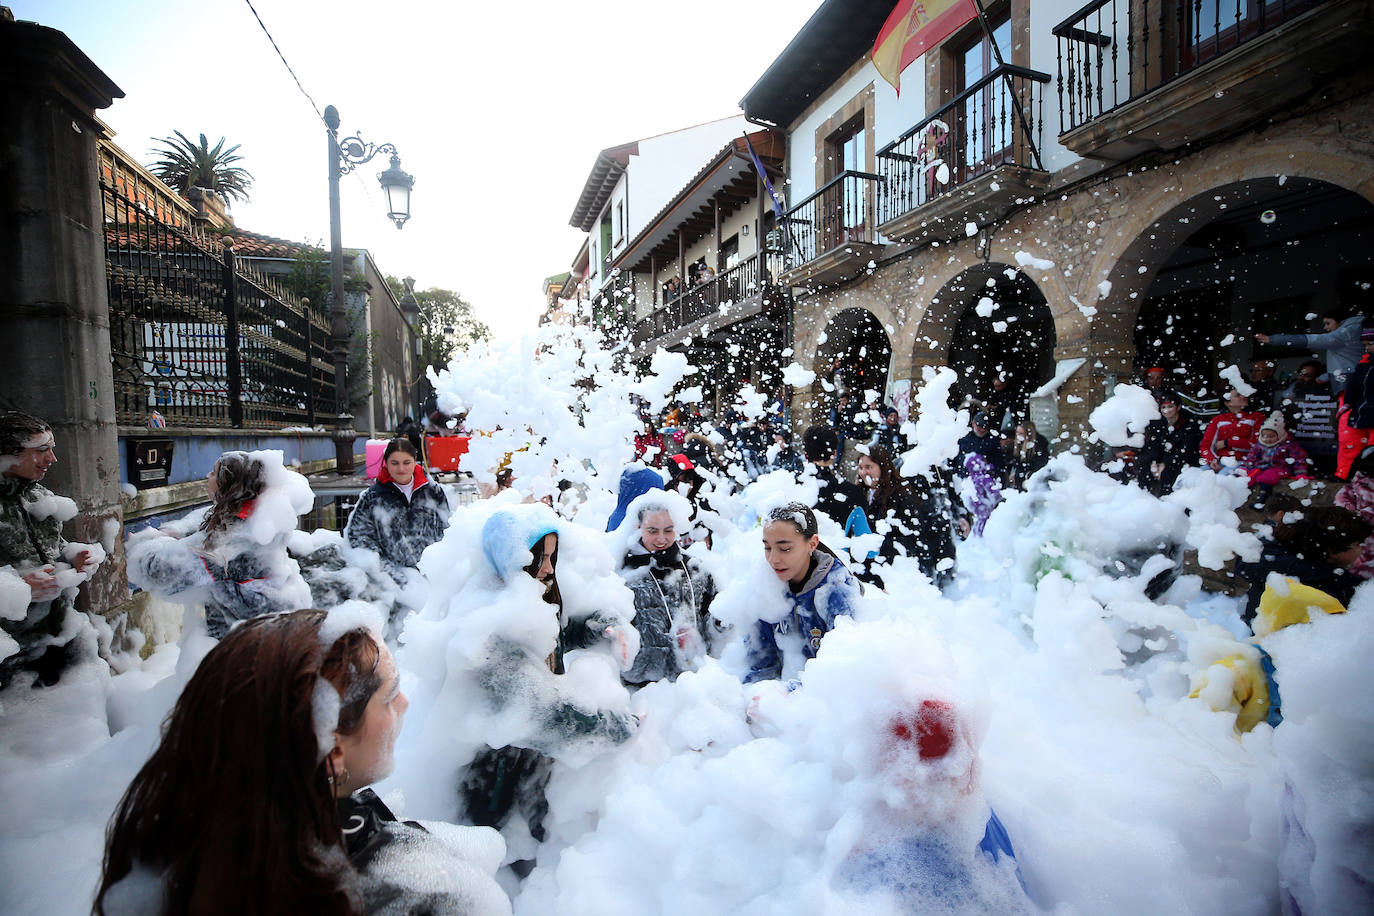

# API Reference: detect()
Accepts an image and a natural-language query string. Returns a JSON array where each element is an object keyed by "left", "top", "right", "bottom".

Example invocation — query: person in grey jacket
[
  {"left": 1257, "top": 308, "right": 1365, "bottom": 394},
  {"left": 617, "top": 493, "right": 720, "bottom": 686}
]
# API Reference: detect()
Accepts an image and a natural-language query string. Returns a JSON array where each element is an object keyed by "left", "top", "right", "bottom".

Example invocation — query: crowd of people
[{"left": 8, "top": 303, "right": 1374, "bottom": 911}]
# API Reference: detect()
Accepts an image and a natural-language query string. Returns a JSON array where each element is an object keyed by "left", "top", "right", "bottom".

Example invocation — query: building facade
[{"left": 739, "top": 0, "right": 1374, "bottom": 443}]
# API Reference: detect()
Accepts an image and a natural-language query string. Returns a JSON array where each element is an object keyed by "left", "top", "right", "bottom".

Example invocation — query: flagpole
[
  {"left": 969, "top": 0, "right": 1043, "bottom": 171},
  {"left": 741, "top": 132, "right": 799, "bottom": 277}
]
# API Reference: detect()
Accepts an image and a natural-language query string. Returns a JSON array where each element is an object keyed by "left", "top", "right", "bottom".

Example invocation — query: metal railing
[
  {"left": 103, "top": 182, "right": 335, "bottom": 429},
  {"left": 779, "top": 170, "right": 885, "bottom": 270},
  {"left": 633, "top": 252, "right": 784, "bottom": 346},
  {"left": 877, "top": 65, "right": 1049, "bottom": 225},
  {"left": 1053, "top": 0, "right": 1324, "bottom": 133}
]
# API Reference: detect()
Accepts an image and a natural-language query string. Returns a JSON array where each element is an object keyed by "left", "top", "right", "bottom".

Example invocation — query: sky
[{"left": 14, "top": 0, "right": 824, "bottom": 341}]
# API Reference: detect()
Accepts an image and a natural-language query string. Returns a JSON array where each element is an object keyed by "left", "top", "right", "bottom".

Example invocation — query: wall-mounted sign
[{"left": 127, "top": 438, "right": 174, "bottom": 490}]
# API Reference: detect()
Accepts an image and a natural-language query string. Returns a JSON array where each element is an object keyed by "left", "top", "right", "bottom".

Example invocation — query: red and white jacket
[{"left": 1200, "top": 410, "right": 1266, "bottom": 464}]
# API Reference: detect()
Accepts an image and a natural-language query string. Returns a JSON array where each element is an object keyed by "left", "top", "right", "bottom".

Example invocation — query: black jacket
[
  {"left": 1137, "top": 416, "right": 1202, "bottom": 495},
  {"left": 345, "top": 469, "right": 450, "bottom": 579},
  {"left": 811, "top": 465, "right": 868, "bottom": 530},
  {"left": 1234, "top": 541, "right": 1361, "bottom": 629},
  {"left": 1346, "top": 354, "right": 1374, "bottom": 430}
]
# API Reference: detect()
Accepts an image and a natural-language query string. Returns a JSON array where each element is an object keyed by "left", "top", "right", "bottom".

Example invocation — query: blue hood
[
  {"left": 481, "top": 505, "right": 560, "bottom": 582},
  {"left": 606, "top": 466, "right": 665, "bottom": 532}
]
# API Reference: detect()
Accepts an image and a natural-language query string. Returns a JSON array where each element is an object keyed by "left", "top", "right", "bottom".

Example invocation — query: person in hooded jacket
[
  {"left": 346, "top": 438, "right": 451, "bottom": 583},
  {"left": 459, "top": 509, "right": 637, "bottom": 855},
  {"left": 605, "top": 465, "right": 665, "bottom": 533},
  {"left": 127, "top": 451, "right": 310, "bottom": 639},
  {"left": 617, "top": 493, "right": 721, "bottom": 686},
  {"left": 745, "top": 503, "right": 862, "bottom": 684}
]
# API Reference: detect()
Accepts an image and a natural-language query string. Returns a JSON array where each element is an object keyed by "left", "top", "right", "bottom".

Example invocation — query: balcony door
[
  {"left": 822, "top": 117, "right": 868, "bottom": 252},
  {"left": 957, "top": 13, "right": 1013, "bottom": 177}
]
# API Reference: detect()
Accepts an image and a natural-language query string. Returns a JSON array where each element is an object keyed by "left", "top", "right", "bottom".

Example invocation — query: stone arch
[
  {"left": 910, "top": 261, "right": 1057, "bottom": 407},
  {"left": 1084, "top": 148, "right": 1374, "bottom": 370},
  {"left": 795, "top": 305, "right": 893, "bottom": 421}
]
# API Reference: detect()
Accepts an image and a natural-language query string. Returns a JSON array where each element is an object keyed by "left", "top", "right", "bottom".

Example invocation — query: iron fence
[
  {"left": 1053, "top": 0, "right": 1324, "bottom": 133},
  {"left": 103, "top": 182, "right": 335, "bottom": 428},
  {"left": 877, "top": 65, "right": 1049, "bottom": 224},
  {"left": 632, "top": 252, "right": 784, "bottom": 346},
  {"left": 780, "top": 170, "right": 884, "bottom": 270}
]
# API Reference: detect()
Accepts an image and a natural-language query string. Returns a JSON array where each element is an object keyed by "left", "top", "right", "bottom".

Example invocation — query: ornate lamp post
[{"left": 323, "top": 103, "right": 415, "bottom": 474}]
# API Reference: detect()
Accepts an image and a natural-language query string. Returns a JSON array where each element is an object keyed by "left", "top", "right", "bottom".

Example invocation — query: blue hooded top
[
  {"left": 605, "top": 466, "right": 665, "bottom": 532},
  {"left": 481, "top": 505, "right": 560, "bottom": 583}
]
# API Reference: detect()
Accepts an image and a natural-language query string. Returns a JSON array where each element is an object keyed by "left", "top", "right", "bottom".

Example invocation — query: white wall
[
  {"left": 625, "top": 115, "right": 751, "bottom": 234},
  {"left": 783, "top": 3, "right": 1089, "bottom": 201}
]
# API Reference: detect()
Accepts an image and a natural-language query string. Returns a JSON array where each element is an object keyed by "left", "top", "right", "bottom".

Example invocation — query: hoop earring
[{"left": 327, "top": 756, "right": 350, "bottom": 793}]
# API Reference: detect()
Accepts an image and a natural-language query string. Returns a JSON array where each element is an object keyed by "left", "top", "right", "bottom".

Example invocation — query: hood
[
  {"left": 376, "top": 464, "right": 430, "bottom": 487},
  {"left": 481, "top": 504, "right": 560, "bottom": 582},
  {"left": 606, "top": 466, "right": 665, "bottom": 532}
]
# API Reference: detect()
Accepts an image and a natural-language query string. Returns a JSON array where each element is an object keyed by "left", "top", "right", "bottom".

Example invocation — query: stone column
[{"left": 0, "top": 19, "right": 128, "bottom": 617}]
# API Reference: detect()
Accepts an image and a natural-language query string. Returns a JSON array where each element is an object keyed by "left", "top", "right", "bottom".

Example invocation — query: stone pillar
[{"left": 0, "top": 20, "right": 128, "bottom": 617}]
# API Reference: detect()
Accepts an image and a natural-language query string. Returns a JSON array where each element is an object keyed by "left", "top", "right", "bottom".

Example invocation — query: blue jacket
[
  {"left": 744, "top": 548, "right": 860, "bottom": 683},
  {"left": 1269, "top": 316, "right": 1365, "bottom": 393}
]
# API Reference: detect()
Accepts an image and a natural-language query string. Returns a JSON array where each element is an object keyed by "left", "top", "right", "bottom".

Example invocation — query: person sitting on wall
[
  {"left": 1246, "top": 358, "right": 1279, "bottom": 412},
  {"left": 957, "top": 412, "right": 1004, "bottom": 477},
  {"left": 1137, "top": 391, "right": 1202, "bottom": 496},
  {"left": 1200, "top": 389, "right": 1266, "bottom": 472}
]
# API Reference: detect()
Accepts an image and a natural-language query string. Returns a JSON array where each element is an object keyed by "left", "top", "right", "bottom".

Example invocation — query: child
[{"left": 1240, "top": 411, "right": 1310, "bottom": 503}]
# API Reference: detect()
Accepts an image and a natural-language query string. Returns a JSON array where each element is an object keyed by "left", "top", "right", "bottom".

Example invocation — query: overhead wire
[{"left": 240, "top": 0, "right": 392, "bottom": 232}]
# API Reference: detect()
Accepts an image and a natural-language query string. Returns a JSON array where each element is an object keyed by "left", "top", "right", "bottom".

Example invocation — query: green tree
[
  {"left": 288, "top": 244, "right": 375, "bottom": 417},
  {"left": 386, "top": 276, "right": 491, "bottom": 371},
  {"left": 148, "top": 131, "right": 254, "bottom": 203}
]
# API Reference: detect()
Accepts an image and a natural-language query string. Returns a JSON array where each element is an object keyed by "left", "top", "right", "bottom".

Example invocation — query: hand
[
  {"left": 21, "top": 566, "right": 60, "bottom": 602},
  {"left": 1254, "top": 333, "right": 1270, "bottom": 345},
  {"left": 72, "top": 550, "right": 95, "bottom": 574},
  {"left": 1151, "top": 461, "right": 1165, "bottom": 480},
  {"left": 604, "top": 626, "right": 634, "bottom": 670},
  {"left": 1208, "top": 459, "right": 1221, "bottom": 471}
]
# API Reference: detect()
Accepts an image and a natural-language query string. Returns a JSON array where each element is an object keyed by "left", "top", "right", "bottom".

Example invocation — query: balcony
[
  {"left": 776, "top": 170, "right": 886, "bottom": 289},
  {"left": 1053, "top": 0, "right": 1374, "bottom": 161},
  {"left": 630, "top": 252, "right": 786, "bottom": 353},
  {"left": 876, "top": 64, "right": 1051, "bottom": 245}
]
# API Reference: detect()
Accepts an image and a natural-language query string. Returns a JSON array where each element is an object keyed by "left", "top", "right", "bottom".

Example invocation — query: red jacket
[{"left": 1200, "top": 411, "right": 1265, "bottom": 463}]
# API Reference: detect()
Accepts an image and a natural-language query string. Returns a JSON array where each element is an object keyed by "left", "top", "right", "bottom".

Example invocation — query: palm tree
[{"left": 148, "top": 131, "right": 254, "bottom": 203}]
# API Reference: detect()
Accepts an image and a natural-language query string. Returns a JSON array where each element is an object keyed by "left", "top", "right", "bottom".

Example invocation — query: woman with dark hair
[
  {"left": 745, "top": 502, "right": 862, "bottom": 684},
  {"left": 95, "top": 609, "right": 510, "bottom": 915},
  {"left": 460, "top": 508, "right": 636, "bottom": 861},
  {"left": 855, "top": 445, "right": 957, "bottom": 589},
  {"left": 127, "top": 451, "right": 310, "bottom": 639},
  {"left": 346, "top": 438, "right": 451, "bottom": 583}
]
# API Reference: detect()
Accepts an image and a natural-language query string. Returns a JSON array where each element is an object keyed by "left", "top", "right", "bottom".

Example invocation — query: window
[
  {"left": 956, "top": 13, "right": 1013, "bottom": 174},
  {"left": 599, "top": 211, "right": 613, "bottom": 280},
  {"left": 822, "top": 116, "right": 869, "bottom": 249},
  {"left": 614, "top": 201, "right": 625, "bottom": 245}
]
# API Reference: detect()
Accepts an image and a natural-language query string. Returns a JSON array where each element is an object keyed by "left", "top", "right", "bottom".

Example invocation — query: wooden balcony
[
  {"left": 1053, "top": 0, "right": 1374, "bottom": 162},
  {"left": 876, "top": 65, "right": 1051, "bottom": 244},
  {"left": 776, "top": 170, "right": 886, "bottom": 289},
  {"left": 630, "top": 253, "right": 786, "bottom": 355}
]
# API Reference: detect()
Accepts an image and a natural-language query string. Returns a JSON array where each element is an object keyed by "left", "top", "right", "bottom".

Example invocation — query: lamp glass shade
[{"left": 377, "top": 156, "right": 415, "bottom": 228}]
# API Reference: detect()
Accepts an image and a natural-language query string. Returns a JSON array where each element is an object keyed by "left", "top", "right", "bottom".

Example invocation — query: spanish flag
[{"left": 872, "top": 0, "right": 980, "bottom": 95}]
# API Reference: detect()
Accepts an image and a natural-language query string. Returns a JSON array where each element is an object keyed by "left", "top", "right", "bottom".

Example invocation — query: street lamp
[{"left": 323, "top": 103, "right": 415, "bottom": 474}]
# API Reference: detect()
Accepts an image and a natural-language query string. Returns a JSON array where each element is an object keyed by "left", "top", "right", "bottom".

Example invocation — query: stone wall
[{"left": 788, "top": 90, "right": 1374, "bottom": 447}]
